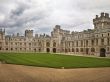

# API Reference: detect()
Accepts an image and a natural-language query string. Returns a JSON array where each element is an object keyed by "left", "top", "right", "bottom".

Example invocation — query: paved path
[{"left": 0, "top": 64, "right": 110, "bottom": 82}]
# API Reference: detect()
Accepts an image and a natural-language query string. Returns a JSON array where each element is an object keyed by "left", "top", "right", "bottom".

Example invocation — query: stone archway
[
  {"left": 100, "top": 48, "right": 106, "bottom": 57},
  {"left": 53, "top": 48, "right": 56, "bottom": 53},
  {"left": 46, "top": 48, "right": 50, "bottom": 53}
]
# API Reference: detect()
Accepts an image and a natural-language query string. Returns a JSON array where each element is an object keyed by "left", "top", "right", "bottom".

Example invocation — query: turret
[
  {"left": 93, "top": 12, "right": 110, "bottom": 29},
  {"left": 25, "top": 30, "right": 33, "bottom": 38},
  {"left": 0, "top": 28, "right": 5, "bottom": 40}
]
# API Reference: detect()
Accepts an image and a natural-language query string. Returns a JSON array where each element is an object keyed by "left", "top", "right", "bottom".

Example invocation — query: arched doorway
[
  {"left": 53, "top": 48, "right": 56, "bottom": 53},
  {"left": 100, "top": 48, "right": 106, "bottom": 57},
  {"left": 46, "top": 48, "right": 50, "bottom": 53}
]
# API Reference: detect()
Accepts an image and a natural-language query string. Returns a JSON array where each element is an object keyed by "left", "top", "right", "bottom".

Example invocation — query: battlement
[
  {"left": 55, "top": 25, "right": 61, "bottom": 29},
  {"left": 25, "top": 30, "right": 33, "bottom": 33},
  {"left": 25, "top": 30, "right": 33, "bottom": 38},
  {"left": 93, "top": 12, "right": 110, "bottom": 29}
]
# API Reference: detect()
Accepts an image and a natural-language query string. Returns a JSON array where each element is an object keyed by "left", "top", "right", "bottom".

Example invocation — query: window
[
  {"left": 0, "top": 47, "right": 2, "bottom": 50},
  {"left": 11, "top": 42, "right": 13, "bottom": 45},
  {"left": 107, "top": 38, "right": 109, "bottom": 45},
  {"left": 107, "top": 47, "right": 109, "bottom": 51},
  {"left": 20, "top": 48, "right": 22, "bottom": 50},
  {"left": 91, "top": 40, "right": 94, "bottom": 46},
  {"left": 15, "top": 43, "right": 17, "bottom": 45},
  {"left": 15, "top": 48, "right": 17, "bottom": 50},
  {"left": 72, "top": 42, "right": 74, "bottom": 47},
  {"left": 20, "top": 43, "right": 22, "bottom": 45},
  {"left": 96, "top": 35, "right": 98, "bottom": 37},
  {"left": 80, "top": 48, "right": 83, "bottom": 52},
  {"left": 6, "top": 42, "right": 8, "bottom": 45},
  {"left": 96, "top": 39, "right": 98, "bottom": 46},
  {"left": 91, "top": 48, "right": 95, "bottom": 52},
  {"left": 11, "top": 48, "right": 13, "bottom": 50},
  {"left": 101, "top": 39, "right": 104, "bottom": 45},
  {"left": 24, "top": 43, "right": 26, "bottom": 46},
  {"left": 81, "top": 41, "right": 83, "bottom": 46},
  {"left": 53, "top": 42, "right": 56, "bottom": 47},
  {"left": 46, "top": 42, "right": 50, "bottom": 47},
  {"left": 76, "top": 48, "right": 79, "bottom": 52},
  {"left": 102, "top": 34, "right": 103, "bottom": 37},
  {"left": 6, "top": 48, "right": 8, "bottom": 50},
  {"left": 86, "top": 40, "right": 88, "bottom": 46},
  {"left": 72, "top": 48, "right": 74, "bottom": 52},
  {"left": 29, "top": 43, "right": 31, "bottom": 46},
  {"left": 76, "top": 41, "right": 78, "bottom": 47}
]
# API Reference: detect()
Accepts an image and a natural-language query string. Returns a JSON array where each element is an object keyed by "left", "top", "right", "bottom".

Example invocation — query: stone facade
[{"left": 0, "top": 12, "right": 110, "bottom": 57}]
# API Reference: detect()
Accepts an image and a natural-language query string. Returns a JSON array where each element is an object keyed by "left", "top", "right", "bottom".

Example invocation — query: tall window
[
  {"left": 46, "top": 42, "right": 50, "bottom": 47},
  {"left": 76, "top": 48, "right": 79, "bottom": 52},
  {"left": 107, "top": 38, "right": 109, "bottom": 45},
  {"left": 101, "top": 39, "right": 104, "bottom": 45},
  {"left": 91, "top": 40, "right": 94, "bottom": 46},
  {"left": 0, "top": 47, "right": 2, "bottom": 50},
  {"left": 86, "top": 40, "right": 88, "bottom": 46},
  {"left": 76, "top": 41, "right": 78, "bottom": 47},
  {"left": 72, "top": 42, "right": 74, "bottom": 47},
  {"left": 96, "top": 39, "right": 98, "bottom": 46},
  {"left": 72, "top": 48, "right": 74, "bottom": 52},
  {"left": 53, "top": 42, "right": 56, "bottom": 47},
  {"left": 81, "top": 41, "right": 83, "bottom": 46}
]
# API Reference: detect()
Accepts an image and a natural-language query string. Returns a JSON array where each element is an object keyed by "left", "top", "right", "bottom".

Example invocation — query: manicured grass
[{"left": 0, "top": 53, "right": 110, "bottom": 68}]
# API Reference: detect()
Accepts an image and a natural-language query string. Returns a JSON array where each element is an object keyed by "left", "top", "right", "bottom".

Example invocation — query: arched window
[
  {"left": 53, "top": 42, "right": 56, "bottom": 47},
  {"left": 46, "top": 42, "right": 50, "bottom": 47},
  {"left": 91, "top": 48, "right": 95, "bottom": 52}
]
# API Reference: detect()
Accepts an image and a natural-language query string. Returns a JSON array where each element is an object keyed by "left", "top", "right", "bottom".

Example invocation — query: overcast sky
[{"left": 0, "top": 0, "right": 110, "bottom": 35}]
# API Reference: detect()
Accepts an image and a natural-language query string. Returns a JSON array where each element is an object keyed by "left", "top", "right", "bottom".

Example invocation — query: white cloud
[{"left": 0, "top": 0, "right": 110, "bottom": 35}]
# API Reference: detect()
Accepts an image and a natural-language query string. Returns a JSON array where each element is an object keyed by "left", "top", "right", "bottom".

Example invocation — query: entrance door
[
  {"left": 100, "top": 48, "right": 106, "bottom": 57},
  {"left": 53, "top": 48, "right": 56, "bottom": 53},
  {"left": 46, "top": 48, "right": 50, "bottom": 53}
]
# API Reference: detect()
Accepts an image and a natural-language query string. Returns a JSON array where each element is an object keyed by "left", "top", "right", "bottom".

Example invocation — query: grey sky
[{"left": 0, "top": 0, "right": 110, "bottom": 35}]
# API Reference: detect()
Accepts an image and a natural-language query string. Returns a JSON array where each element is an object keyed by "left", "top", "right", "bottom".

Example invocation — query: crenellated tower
[
  {"left": 25, "top": 30, "right": 33, "bottom": 38},
  {"left": 0, "top": 29, "right": 5, "bottom": 40},
  {"left": 93, "top": 12, "right": 110, "bottom": 29}
]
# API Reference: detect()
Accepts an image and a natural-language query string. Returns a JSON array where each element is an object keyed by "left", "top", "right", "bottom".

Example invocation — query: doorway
[
  {"left": 100, "top": 48, "right": 106, "bottom": 57},
  {"left": 53, "top": 48, "right": 56, "bottom": 53},
  {"left": 46, "top": 48, "right": 50, "bottom": 53}
]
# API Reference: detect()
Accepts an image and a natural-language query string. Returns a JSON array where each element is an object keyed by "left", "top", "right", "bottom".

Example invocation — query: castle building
[{"left": 0, "top": 12, "right": 110, "bottom": 57}]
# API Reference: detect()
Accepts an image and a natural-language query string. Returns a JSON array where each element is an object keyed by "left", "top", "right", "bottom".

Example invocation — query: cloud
[{"left": 0, "top": 0, "right": 110, "bottom": 35}]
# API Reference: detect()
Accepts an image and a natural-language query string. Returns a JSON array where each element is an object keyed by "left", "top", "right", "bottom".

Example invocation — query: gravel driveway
[{"left": 0, "top": 64, "right": 110, "bottom": 82}]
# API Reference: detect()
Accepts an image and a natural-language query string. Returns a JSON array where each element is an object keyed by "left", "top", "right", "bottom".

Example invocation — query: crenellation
[{"left": 0, "top": 12, "right": 110, "bottom": 57}]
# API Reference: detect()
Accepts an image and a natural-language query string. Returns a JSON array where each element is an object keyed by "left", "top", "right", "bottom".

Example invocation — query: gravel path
[{"left": 0, "top": 64, "right": 110, "bottom": 82}]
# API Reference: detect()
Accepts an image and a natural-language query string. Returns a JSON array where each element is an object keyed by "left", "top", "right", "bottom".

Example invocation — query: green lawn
[{"left": 0, "top": 53, "right": 110, "bottom": 68}]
